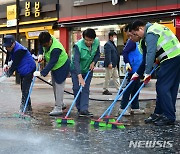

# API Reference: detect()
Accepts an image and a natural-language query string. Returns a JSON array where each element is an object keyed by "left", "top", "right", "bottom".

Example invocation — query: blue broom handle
[
  {"left": 107, "top": 72, "right": 129, "bottom": 115},
  {"left": 116, "top": 64, "right": 158, "bottom": 122},
  {"left": 23, "top": 63, "right": 40, "bottom": 113},
  {"left": 65, "top": 70, "right": 91, "bottom": 117},
  {"left": 99, "top": 80, "right": 134, "bottom": 119}
]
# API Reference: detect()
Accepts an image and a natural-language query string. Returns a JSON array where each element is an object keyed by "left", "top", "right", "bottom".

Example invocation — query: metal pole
[{"left": 15, "top": 0, "right": 20, "bottom": 84}]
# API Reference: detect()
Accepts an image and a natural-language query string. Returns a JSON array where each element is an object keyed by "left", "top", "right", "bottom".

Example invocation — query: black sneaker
[
  {"left": 79, "top": 110, "right": 93, "bottom": 117},
  {"left": 62, "top": 104, "right": 67, "bottom": 110},
  {"left": 154, "top": 116, "right": 175, "bottom": 126},
  {"left": 144, "top": 113, "right": 161, "bottom": 124},
  {"left": 102, "top": 90, "right": 112, "bottom": 95}
]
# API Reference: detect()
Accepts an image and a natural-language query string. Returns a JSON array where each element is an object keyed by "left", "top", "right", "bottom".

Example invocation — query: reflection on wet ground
[
  {"left": 0, "top": 81, "right": 180, "bottom": 153},
  {"left": 0, "top": 100, "right": 180, "bottom": 154}
]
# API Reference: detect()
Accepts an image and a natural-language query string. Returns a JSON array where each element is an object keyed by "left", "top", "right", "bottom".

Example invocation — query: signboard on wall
[
  {"left": 73, "top": 0, "right": 111, "bottom": 6},
  {"left": 7, "top": 5, "right": 17, "bottom": 27}
]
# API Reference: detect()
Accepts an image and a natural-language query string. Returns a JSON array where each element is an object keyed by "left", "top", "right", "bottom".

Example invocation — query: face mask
[
  {"left": 113, "top": 37, "right": 117, "bottom": 42},
  {"left": 113, "top": 37, "right": 117, "bottom": 46}
]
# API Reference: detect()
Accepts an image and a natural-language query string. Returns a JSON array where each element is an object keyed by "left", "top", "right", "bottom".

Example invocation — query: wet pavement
[{"left": 0, "top": 76, "right": 180, "bottom": 154}]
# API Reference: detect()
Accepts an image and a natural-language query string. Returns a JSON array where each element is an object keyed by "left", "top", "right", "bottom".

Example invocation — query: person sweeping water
[{"left": 70, "top": 28, "right": 100, "bottom": 117}]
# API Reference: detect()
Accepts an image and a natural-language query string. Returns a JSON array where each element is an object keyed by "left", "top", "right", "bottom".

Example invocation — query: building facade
[
  {"left": 58, "top": 0, "right": 180, "bottom": 76},
  {"left": 0, "top": 0, "right": 59, "bottom": 66}
]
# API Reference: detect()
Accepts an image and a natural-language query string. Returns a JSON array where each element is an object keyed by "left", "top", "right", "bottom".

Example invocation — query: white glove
[
  {"left": 38, "top": 54, "right": 43, "bottom": 63},
  {"left": 131, "top": 72, "right": 139, "bottom": 81},
  {"left": 143, "top": 74, "right": 151, "bottom": 84},
  {"left": 8, "top": 60, "right": 13, "bottom": 67},
  {"left": 125, "top": 63, "right": 132, "bottom": 72},
  {"left": 33, "top": 71, "right": 41, "bottom": 77},
  {"left": 3, "top": 64, "right": 9, "bottom": 72}
]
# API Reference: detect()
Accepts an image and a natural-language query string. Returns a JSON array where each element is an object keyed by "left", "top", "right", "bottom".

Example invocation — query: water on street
[{"left": 0, "top": 77, "right": 180, "bottom": 154}]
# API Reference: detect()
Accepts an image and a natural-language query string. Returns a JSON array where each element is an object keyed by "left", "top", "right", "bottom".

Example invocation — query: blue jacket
[
  {"left": 124, "top": 39, "right": 142, "bottom": 73},
  {"left": 11, "top": 42, "right": 36, "bottom": 76},
  {"left": 104, "top": 40, "right": 119, "bottom": 68}
]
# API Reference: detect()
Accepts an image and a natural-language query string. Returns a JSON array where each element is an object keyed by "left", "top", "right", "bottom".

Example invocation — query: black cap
[{"left": 3, "top": 35, "right": 15, "bottom": 47}]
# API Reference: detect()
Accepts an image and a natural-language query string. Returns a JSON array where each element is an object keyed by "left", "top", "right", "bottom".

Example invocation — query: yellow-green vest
[
  {"left": 147, "top": 23, "right": 180, "bottom": 63},
  {"left": 43, "top": 36, "right": 68, "bottom": 70},
  {"left": 71, "top": 38, "right": 100, "bottom": 74}
]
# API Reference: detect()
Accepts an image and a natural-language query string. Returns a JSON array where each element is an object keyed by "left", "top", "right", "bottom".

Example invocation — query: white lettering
[
  {"left": 156, "top": 141, "right": 163, "bottom": 148},
  {"left": 129, "top": 140, "right": 173, "bottom": 148},
  {"left": 112, "top": 0, "right": 118, "bottom": 5},
  {"left": 166, "top": 141, "right": 173, "bottom": 148},
  {"left": 138, "top": 141, "right": 146, "bottom": 148},
  {"left": 129, "top": 141, "right": 138, "bottom": 148}
]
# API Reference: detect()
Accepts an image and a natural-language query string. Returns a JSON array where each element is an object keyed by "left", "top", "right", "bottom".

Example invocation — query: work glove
[
  {"left": 131, "top": 72, "right": 139, "bottom": 81},
  {"left": 8, "top": 60, "right": 13, "bottom": 67},
  {"left": 38, "top": 54, "right": 43, "bottom": 63},
  {"left": 3, "top": 64, "right": 9, "bottom": 72},
  {"left": 143, "top": 74, "right": 151, "bottom": 84},
  {"left": 33, "top": 71, "right": 41, "bottom": 77},
  {"left": 125, "top": 63, "right": 132, "bottom": 72}
]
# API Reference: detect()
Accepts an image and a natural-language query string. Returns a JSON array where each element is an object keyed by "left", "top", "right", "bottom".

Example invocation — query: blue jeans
[
  {"left": 71, "top": 70, "right": 93, "bottom": 112},
  {"left": 121, "top": 73, "right": 141, "bottom": 109}
]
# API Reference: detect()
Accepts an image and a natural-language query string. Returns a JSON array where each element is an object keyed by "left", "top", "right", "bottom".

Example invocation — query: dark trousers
[
  {"left": 121, "top": 73, "right": 141, "bottom": 109},
  {"left": 154, "top": 56, "right": 180, "bottom": 121},
  {"left": 20, "top": 72, "right": 33, "bottom": 109},
  {"left": 71, "top": 71, "right": 93, "bottom": 112}
]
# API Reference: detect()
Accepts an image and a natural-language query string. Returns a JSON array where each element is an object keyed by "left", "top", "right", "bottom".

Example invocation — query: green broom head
[
  {"left": 13, "top": 113, "right": 31, "bottom": 121},
  {"left": 90, "top": 119, "right": 107, "bottom": 127},
  {"left": 103, "top": 116, "right": 116, "bottom": 123},
  {"left": 56, "top": 117, "right": 75, "bottom": 125},
  {"left": 107, "top": 122, "right": 125, "bottom": 129},
  {"left": 90, "top": 125, "right": 107, "bottom": 130}
]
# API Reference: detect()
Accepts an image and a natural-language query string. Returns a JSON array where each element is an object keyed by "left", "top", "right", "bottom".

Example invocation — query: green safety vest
[
  {"left": 43, "top": 36, "right": 68, "bottom": 70},
  {"left": 71, "top": 38, "right": 100, "bottom": 74},
  {"left": 138, "top": 40, "right": 143, "bottom": 54},
  {"left": 147, "top": 23, "right": 180, "bottom": 63}
]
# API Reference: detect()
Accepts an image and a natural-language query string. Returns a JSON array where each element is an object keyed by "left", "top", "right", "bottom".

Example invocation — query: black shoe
[
  {"left": 154, "top": 116, "right": 175, "bottom": 126},
  {"left": 62, "top": 104, "right": 66, "bottom": 110},
  {"left": 20, "top": 104, "right": 32, "bottom": 112},
  {"left": 144, "top": 113, "right": 161, "bottom": 124},
  {"left": 26, "top": 105, "right": 32, "bottom": 111},
  {"left": 102, "top": 90, "right": 112, "bottom": 95},
  {"left": 19, "top": 104, "right": 24, "bottom": 112},
  {"left": 79, "top": 110, "right": 93, "bottom": 117}
]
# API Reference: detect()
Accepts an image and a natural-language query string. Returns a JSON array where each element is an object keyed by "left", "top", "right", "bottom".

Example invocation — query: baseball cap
[{"left": 3, "top": 35, "right": 15, "bottom": 47}]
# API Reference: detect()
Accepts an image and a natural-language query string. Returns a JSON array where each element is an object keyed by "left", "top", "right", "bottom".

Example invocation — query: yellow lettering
[
  {"left": 25, "top": 2, "right": 31, "bottom": 17},
  {"left": 35, "top": 2, "right": 40, "bottom": 17}
]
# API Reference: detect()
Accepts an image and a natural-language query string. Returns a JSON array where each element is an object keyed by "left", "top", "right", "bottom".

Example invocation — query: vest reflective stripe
[
  {"left": 157, "top": 35, "right": 176, "bottom": 51},
  {"left": 147, "top": 23, "right": 180, "bottom": 62},
  {"left": 157, "top": 44, "right": 180, "bottom": 61}
]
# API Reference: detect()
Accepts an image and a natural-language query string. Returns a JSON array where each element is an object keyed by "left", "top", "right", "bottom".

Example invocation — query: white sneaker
[
  {"left": 49, "top": 107, "right": 63, "bottom": 116},
  {"left": 118, "top": 108, "right": 131, "bottom": 116},
  {"left": 131, "top": 109, "right": 145, "bottom": 114}
]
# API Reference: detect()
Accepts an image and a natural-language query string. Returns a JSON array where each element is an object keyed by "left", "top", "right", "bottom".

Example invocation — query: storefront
[
  {"left": 0, "top": 0, "right": 59, "bottom": 65},
  {"left": 58, "top": 0, "right": 180, "bottom": 77}
]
